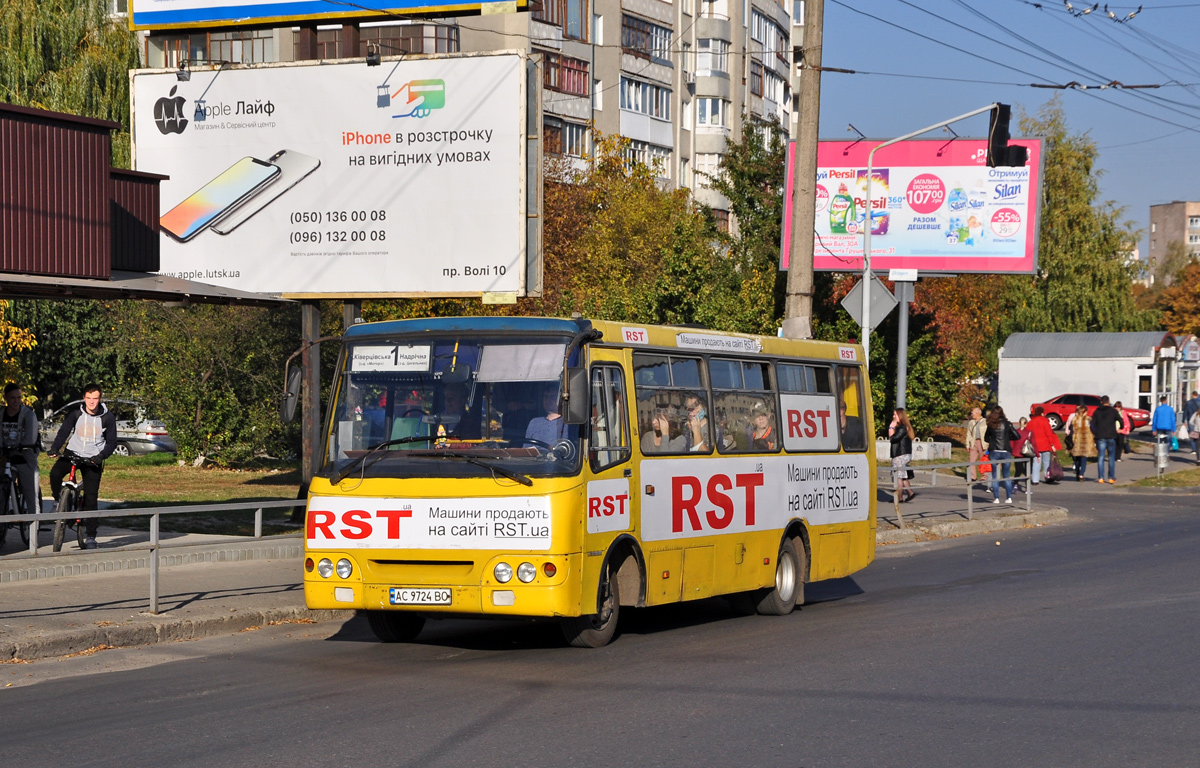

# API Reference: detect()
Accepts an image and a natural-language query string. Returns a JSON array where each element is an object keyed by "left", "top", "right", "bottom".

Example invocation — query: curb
[
  {"left": 0, "top": 540, "right": 303, "bottom": 584},
  {"left": 876, "top": 507, "right": 1070, "bottom": 545},
  {"left": 1, "top": 606, "right": 351, "bottom": 662}
]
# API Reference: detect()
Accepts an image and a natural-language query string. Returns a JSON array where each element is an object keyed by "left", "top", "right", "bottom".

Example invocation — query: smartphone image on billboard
[
  {"left": 212, "top": 150, "right": 321, "bottom": 235},
  {"left": 159, "top": 157, "right": 280, "bottom": 242}
]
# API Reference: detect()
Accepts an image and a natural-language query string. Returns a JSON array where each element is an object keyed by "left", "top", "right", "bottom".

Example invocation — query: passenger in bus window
[
  {"left": 840, "top": 402, "right": 865, "bottom": 450},
  {"left": 682, "top": 392, "right": 710, "bottom": 452},
  {"left": 749, "top": 401, "right": 777, "bottom": 451},
  {"left": 641, "top": 408, "right": 686, "bottom": 453},
  {"left": 525, "top": 384, "right": 564, "bottom": 446}
]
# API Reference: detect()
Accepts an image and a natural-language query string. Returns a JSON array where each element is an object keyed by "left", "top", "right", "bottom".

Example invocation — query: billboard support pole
[
  {"left": 860, "top": 102, "right": 999, "bottom": 367},
  {"left": 301, "top": 301, "right": 321, "bottom": 487},
  {"left": 895, "top": 280, "right": 912, "bottom": 409}
]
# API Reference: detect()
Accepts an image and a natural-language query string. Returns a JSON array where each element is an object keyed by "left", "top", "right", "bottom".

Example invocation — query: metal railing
[
  {"left": 878, "top": 457, "right": 1035, "bottom": 530},
  {"left": 2, "top": 499, "right": 306, "bottom": 614}
]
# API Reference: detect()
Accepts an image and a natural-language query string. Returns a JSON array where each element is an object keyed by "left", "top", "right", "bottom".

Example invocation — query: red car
[{"left": 1030, "top": 394, "right": 1150, "bottom": 431}]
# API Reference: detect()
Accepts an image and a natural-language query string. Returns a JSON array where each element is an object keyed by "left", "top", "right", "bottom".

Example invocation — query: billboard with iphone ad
[{"left": 132, "top": 52, "right": 530, "bottom": 297}]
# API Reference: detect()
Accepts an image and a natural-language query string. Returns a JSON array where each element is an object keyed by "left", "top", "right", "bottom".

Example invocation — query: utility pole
[{"left": 781, "top": 0, "right": 823, "bottom": 340}]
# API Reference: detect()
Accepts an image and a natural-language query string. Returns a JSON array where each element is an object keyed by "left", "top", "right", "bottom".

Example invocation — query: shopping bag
[
  {"left": 979, "top": 452, "right": 992, "bottom": 474},
  {"left": 1046, "top": 455, "right": 1065, "bottom": 482},
  {"left": 1171, "top": 436, "right": 1179, "bottom": 451}
]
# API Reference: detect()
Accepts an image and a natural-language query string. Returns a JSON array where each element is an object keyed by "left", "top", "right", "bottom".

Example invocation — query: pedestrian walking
[
  {"left": 888, "top": 408, "right": 915, "bottom": 503},
  {"left": 1114, "top": 401, "right": 1131, "bottom": 462},
  {"left": 1028, "top": 406, "right": 1062, "bottom": 484},
  {"left": 1065, "top": 405, "right": 1097, "bottom": 481},
  {"left": 1090, "top": 396, "right": 1122, "bottom": 485},
  {"left": 966, "top": 406, "right": 986, "bottom": 482},
  {"left": 985, "top": 405, "right": 1021, "bottom": 504}
]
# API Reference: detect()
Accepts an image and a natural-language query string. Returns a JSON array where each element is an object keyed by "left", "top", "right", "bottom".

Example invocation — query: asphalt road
[{"left": 3, "top": 489, "right": 1197, "bottom": 768}]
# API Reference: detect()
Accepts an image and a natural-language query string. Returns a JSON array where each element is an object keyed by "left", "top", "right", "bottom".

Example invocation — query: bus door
[{"left": 582, "top": 349, "right": 634, "bottom": 612}]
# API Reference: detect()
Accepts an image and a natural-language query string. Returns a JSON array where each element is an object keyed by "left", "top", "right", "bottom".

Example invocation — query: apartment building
[
  {"left": 138, "top": 1, "right": 802, "bottom": 225},
  {"left": 1149, "top": 201, "right": 1200, "bottom": 272}
]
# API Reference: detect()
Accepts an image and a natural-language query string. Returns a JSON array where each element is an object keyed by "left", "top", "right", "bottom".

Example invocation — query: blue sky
[{"left": 815, "top": 0, "right": 1200, "bottom": 264}]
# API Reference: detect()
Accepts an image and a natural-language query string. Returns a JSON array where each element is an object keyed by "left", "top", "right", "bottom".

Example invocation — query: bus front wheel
[
  {"left": 562, "top": 567, "right": 620, "bottom": 648},
  {"left": 365, "top": 610, "right": 426, "bottom": 643},
  {"left": 755, "top": 538, "right": 802, "bottom": 616}
]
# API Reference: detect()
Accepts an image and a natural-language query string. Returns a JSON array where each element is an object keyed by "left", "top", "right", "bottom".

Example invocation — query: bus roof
[{"left": 343, "top": 317, "right": 864, "bottom": 362}]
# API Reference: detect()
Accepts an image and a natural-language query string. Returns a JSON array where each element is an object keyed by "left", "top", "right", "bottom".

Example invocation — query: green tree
[
  {"left": 110, "top": 304, "right": 302, "bottom": 465},
  {"left": 0, "top": 0, "right": 141, "bottom": 167},
  {"left": 6, "top": 300, "right": 126, "bottom": 411},
  {"left": 917, "top": 98, "right": 1157, "bottom": 373}
]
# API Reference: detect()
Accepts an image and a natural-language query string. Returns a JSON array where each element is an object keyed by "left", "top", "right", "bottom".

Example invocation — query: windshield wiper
[
  {"left": 331, "top": 435, "right": 446, "bottom": 484},
  {"left": 404, "top": 450, "right": 533, "bottom": 487}
]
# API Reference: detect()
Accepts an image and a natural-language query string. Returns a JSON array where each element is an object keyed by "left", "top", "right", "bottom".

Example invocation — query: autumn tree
[{"left": 1159, "top": 259, "right": 1200, "bottom": 336}]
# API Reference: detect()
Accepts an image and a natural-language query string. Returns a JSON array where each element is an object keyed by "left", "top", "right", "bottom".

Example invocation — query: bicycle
[
  {"left": 52, "top": 451, "right": 92, "bottom": 552},
  {"left": 0, "top": 447, "right": 39, "bottom": 549}
]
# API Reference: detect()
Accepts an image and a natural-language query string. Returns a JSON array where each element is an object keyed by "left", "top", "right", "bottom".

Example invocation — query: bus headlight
[
  {"left": 494, "top": 562, "right": 513, "bottom": 583},
  {"left": 317, "top": 558, "right": 334, "bottom": 578},
  {"left": 335, "top": 558, "right": 354, "bottom": 579},
  {"left": 517, "top": 562, "right": 537, "bottom": 583}
]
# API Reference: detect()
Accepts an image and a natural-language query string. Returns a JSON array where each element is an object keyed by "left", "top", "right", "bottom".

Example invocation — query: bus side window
[
  {"left": 590, "top": 365, "right": 631, "bottom": 472},
  {"left": 837, "top": 366, "right": 867, "bottom": 452}
]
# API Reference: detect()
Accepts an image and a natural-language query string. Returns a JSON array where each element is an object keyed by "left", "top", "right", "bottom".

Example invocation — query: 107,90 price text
[
  {"left": 290, "top": 230, "right": 387, "bottom": 244},
  {"left": 291, "top": 209, "right": 387, "bottom": 225}
]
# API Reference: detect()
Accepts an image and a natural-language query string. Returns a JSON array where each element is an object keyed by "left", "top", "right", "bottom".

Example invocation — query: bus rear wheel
[
  {"left": 365, "top": 610, "right": 426, "bottom": 643},
  {"left": 755, "top": 538, "right": 802, "bottom": 616},
  {"left": 562, "top": 567, "right": 620, "bottom": 648}
]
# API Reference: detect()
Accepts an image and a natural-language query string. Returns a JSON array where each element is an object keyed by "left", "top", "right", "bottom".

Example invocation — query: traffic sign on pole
[{"left": 841, "top": 274, "right": 897, "bottom": 331}]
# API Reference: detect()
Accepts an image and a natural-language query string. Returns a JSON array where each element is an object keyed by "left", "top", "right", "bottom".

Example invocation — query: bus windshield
[{"left": 323, "top": 334, "right": 582, "bottom": 480}]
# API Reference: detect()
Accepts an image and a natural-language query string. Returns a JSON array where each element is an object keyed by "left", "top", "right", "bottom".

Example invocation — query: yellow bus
[{"left": 301, "top": 317, "right": 876, "bottom": 647}]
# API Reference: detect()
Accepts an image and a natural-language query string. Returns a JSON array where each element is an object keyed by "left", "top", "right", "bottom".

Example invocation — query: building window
[
  {"left": 623, "top": 140, "right": 672, "bottom": 175},
  {"left": 1189, "top": 234, "right": 1200, "bottom": 244},
  {"left": 700, "top": 0, "right": 729, "bottom": 19},
  {"left": 544, "top": 117, "right": 589, "bottom": 158},
  {"left": 593, "top": 78, "right": 603, "bottom": 110},
  {"left": 154, "top": 34, "right": 207, "bottom": 68},
  {"left": 593, "top": 13, "right": 603, "bottom": 45},
  {"left": 1190, "top": 217, "right": 1200, "bottom": 228},
  {"left": 358, "top": 24, "right": 458, "bottom": 55},
  {"left": 206, "top": 29, "right": 275, "bottom": 63},
  {"left": 534, "top": 0, "right": 589, "bottom": 41},
  {"left": 620, "top": 77, "right": 672, "bottom": 121},
  {"left": 750, "top": 60, "right": 763, "bottom": 96},
  {"left": 750, "top": 10, "right": 788, "bottom": 65},
  {"left": 697, "top": 38, "right": 729, "bottom": 73},
  {"left": 793, "top": 0, "right": 805, "bottom": 25},
  {"left": 696, "top": 97, "right": 728, "bottom": 127},
  {"left": 713, "top": 209, "right": 730, "bottom": 233},
  {"left": 622, "top": 14, "right": 672, "bottom": 64},
  {"left": 544, "top": 52, "right": 589, "bottom": 96},
  {"left": 680, "top": 157, "right": 690, "bottom": 188},
  {"left": 695, "top": 152, "right": 721, "bottom": 187}
]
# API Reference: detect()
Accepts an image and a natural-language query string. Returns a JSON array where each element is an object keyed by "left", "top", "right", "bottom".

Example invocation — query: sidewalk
[{"left": 1, "top": 442, "right": 1194, "bottom": 663}]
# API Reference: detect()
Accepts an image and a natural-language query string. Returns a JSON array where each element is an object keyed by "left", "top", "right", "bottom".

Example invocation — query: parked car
[
  {"left": 1029, "top": 394, "right": 1150, "bottom": 431},
  {"left": 39, "top": 398, "right": 177, "bottom": 456}
]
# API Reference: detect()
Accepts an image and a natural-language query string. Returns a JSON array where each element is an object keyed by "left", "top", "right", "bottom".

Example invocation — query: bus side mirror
[
  {"left": 564, "top": 367, "right": 589, "bottom": 425},
  {"left": 280, "top": 365, "right": 303, "bottom": 423}
]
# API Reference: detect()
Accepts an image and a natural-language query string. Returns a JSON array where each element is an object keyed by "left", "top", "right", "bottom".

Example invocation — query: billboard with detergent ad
[
  {"left": 131, "top": 52, "right": 532, "bottom": 297},
  {"left": 781, "top": 138, "right": 1042, "bottom": 275}
]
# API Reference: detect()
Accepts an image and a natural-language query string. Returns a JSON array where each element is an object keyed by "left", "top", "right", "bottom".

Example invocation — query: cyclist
[
  {"left": 48, "top": 384, "right": 116, "bottom": 550},
  {"left": 2, "top": 383, "right": 41, "bottom": 519}
]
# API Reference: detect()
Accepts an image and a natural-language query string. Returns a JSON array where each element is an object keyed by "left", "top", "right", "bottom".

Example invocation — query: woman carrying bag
[
  {"left": 888, "top": 408, "right": 916, "bottom": 503},
  {"left": 985, "top": 406, "right": 1022, "bottom": 504},
  {"left": 1066, "top": 404, "right": 1097, "bottom": 481}
]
